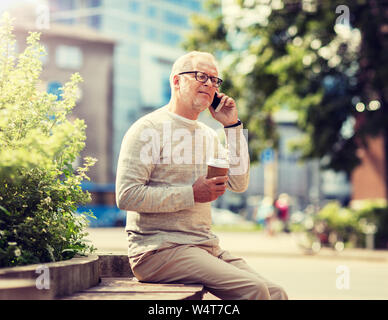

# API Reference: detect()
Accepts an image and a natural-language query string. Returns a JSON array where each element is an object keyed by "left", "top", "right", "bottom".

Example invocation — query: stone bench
[
  {"left": 0, "top": 255, "right": 99, "bottom": 299},
  {"left": 61, "top": 254, "right": 205, "bottom": 300},
  {"left": 61, "top": 277, "right": 205, "bottom": 300},
  {"left": 0, "top": 278, "right": 51, "bottom": 300},
  {"left": 0, "top": 254, "right": 205, "bottom": 300}
]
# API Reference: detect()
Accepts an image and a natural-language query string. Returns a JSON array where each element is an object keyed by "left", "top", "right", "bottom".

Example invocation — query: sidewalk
[
  {"left": 217, "top": 231, "right": 388, "bottom": 262},
  {"left": 85, "top": 228, "right": 388, "bottom": 262}
]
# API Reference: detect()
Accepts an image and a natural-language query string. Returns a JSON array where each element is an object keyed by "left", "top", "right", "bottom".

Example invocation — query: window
[
  {"left": 165, "top": 0, "right": 180, "bottom": 5},
  {"left": 163, "top": 11, "right": 188, "bottom": 27},
  {"left": 51, "top": 0, "right": 74, "bottom": 11},
  {"left": 128, "top": 22, "right": 139, "bottom": 35},
  {"left": 187, "top": 0, "right": 201, "bottom": 11},
  {"left": 88, "top": 0, "right": 101, "bottom": 8},
  {"left": 88, "top": 15, "right": 101, "bottom": 29},
  {"left": 146, "top": 5, "right": 157, "bottom": 18},
  {"left": 165, "top": 0, "right": 201, "bottom": 11},
  {"left": 55, "top": 45, "right": 83, "bottom": 69},
  {"left": 162, "top": 32, "right": 181, "bottom": 46},
  {"left": 128, "top": 1, "right": 140, "bottom": 13}
]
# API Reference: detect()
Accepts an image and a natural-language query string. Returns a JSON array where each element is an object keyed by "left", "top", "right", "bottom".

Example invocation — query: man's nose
[{"left": 203, "top": 77, "right": 213, "bottom": 86}]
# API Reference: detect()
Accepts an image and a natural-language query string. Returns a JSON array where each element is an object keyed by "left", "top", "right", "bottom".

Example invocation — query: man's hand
[
  {"left": 208, "top": 92, "right": 238, "bottom": 127},
  {"left": 192, "top": 175, "right": 228, "bottom": 203}
]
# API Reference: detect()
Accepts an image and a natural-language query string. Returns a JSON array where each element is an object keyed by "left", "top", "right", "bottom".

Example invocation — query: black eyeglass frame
[{"left": 177, "top": 71, "right": 223, "bottom": 88}]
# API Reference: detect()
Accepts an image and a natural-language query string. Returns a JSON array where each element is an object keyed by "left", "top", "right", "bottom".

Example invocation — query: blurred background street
[
  {"left": 86, "top": 227, "right": 388, "bottom": 300},
  {"left": 1, "top": 0, "right": 387, "bottom": 248},
  {"left": 1, "top": 0, "right": 388, "bottom": 300},
  {"left": 1, "top": 1, "right": 387, "bottom": 230}
]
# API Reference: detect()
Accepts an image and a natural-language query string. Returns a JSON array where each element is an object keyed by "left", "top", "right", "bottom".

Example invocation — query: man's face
[{"left": 179, "top": 56, "right": 218, "bottom": 113}]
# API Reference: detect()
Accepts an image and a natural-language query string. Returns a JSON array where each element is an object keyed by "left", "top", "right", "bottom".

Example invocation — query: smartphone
[{"left": 211, "top": 93, "right": 222, "bottom": 112}]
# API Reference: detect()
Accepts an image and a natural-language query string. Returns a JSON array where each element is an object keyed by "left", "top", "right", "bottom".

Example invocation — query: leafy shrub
[
  {"left": 316, "top": 200, "right": 388, "bottom": 249},
  {"left": 316, "top": 201, "right": 360, "bottom": 240},
  {"left": 353, "top": 200, "right": 388, "bottom": 249},
  {"left": 0, "top": 13, "right": 96, "bottom": 267}
]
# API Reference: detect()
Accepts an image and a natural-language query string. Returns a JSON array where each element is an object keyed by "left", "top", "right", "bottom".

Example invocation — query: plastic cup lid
[{"left": 207, "top": 158, "right": 229, "bottom": 169}]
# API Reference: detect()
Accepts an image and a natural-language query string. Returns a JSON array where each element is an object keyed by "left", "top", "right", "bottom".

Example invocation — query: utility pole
[{"left": 262, "top": 148, "right": 277, "bottom": 200}]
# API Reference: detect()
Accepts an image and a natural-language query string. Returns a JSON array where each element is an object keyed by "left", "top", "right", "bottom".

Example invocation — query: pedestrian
[
  {"left": 255, "top": 196, "right": 276, "bottom": 236},
  {"left": 116, "top": 51, "right": 287, "bottom": 300},
  {"left": 275, "top": 193, "right": 291, "bottom": 233}
]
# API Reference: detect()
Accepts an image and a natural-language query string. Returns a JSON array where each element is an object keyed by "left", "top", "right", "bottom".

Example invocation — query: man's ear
[{"left": 173, "top": 75, "right": 180, "bottom": 89}]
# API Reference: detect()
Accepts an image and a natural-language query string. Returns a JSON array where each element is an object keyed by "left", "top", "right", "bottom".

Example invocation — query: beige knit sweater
[{"left": 115, "top": 106, "right": 250, "bottom": 257}]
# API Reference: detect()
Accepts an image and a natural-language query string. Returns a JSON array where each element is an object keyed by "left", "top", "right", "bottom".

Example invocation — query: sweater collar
[{"left": 165, "top": 107, "right": 198, "bottom": 125}]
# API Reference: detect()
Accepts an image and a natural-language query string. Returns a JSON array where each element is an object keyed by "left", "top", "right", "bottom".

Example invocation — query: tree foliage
[
  {"left": 0, "top": 13, "right": 96, "bottom": 267},
  {"left": 183, "top": 0, "right": 388, "bottom": 180}
]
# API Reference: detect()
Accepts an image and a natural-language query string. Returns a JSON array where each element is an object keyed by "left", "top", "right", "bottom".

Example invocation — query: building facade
[
  {"left": 351, "top": 134, "right": 387, "bottom": 202},
  {"left": 7, "top": 1, "right": 353, "bottom": 220},
  {"left": 49, "top": 0, "right": 203, "bottom": 177},
  {"left": 13, "top": 20, "right": 115, "bottom": 184}
]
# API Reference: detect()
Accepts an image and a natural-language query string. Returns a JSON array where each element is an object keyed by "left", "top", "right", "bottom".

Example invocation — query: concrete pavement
[
  {"left": 85, "top": 228, "right": 388, "bottom": 300},
  {"left": 85, "top": 228, "right": 388, "bottom": 262}
]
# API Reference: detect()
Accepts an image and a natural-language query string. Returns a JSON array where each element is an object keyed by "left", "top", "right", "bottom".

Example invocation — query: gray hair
[{"left": 169, "top": 51, "right": 219, "bottom": 86}]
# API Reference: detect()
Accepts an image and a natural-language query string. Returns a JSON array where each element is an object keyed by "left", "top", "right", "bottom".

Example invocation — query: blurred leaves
[{"left": 183, "top": 0, "right": 388, "bottom": 177}]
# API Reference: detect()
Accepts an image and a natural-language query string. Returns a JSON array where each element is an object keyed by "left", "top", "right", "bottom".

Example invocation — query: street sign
[{"left": 261, "top": 148, "right": 274, "bottom": 163}]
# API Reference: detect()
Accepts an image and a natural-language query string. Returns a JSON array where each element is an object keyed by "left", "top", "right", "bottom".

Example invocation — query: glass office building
[{"left": 50, "top": 0, "right": 203, "bottom": 177}]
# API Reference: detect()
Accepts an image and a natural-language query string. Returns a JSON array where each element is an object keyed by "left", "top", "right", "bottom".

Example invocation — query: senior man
[{"left": 116, "top": 51, "right": 288, "bottom": 300}]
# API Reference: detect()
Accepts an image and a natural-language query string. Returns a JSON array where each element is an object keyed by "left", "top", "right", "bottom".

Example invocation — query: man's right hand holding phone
[{"left": 209, "top": 92, "right": 239, "bottom": 127}]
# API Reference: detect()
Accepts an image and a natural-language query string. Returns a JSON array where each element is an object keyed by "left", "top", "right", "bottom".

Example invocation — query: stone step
[
  {"left": 0, "top": 255, "right": 99, "bottom": 299},
  {"left": 60, "top": 277, "right": 205, "bottom": 300},
  {"left": 0, "top": 254, "right": 206, "bottom": 300},
  {"left": 0, "top": 278, "right": 52, "bottom": 300}
]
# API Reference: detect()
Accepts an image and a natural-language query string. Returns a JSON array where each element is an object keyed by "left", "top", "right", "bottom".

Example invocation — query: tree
[
  {"left": 0, "top": 13, "right": 96, "bottom": 267},
  {"left": 183, "top": 0, "right": 388, "bottom": 197}
]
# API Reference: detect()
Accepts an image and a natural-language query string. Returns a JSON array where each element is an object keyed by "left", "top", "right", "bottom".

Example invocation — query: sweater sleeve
[
  {"left": 224, "top": 124, "right": 250, "bottom": 193},
  {"left": 115, "top": 119, "right": 195, "bottom": 213}
]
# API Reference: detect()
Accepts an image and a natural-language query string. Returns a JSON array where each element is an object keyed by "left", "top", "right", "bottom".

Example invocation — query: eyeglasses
[{"left": 178, "top": 71, "right": 223, "bottom": 88}]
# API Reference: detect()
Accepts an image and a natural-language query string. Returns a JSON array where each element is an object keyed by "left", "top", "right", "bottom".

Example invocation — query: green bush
[
  {"left": 353, "top": 200, "right": 388, "bottom": 249},
  {"left": 0, "top": 13, "right": 96, "bottom": 267},
  {"left": 316, "top": 200, "right": 388, "bottom": 249},
  {"left": 316, "top": 201, "right": 360, "bottom": 241}
]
